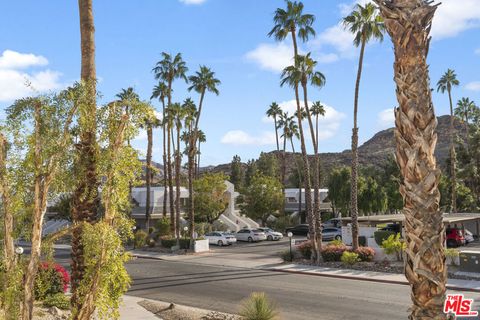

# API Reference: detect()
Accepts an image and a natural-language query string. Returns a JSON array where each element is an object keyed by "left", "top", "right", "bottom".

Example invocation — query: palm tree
[
  {"left": 455, "top": 97, "right": 476, "bottom": 148},
  {"left": 281, "top": 62, "right": 315, "bottom": 256},
  {"left": 266, "top": 102, "right": 282, "bottom": 152},
  {"left": 163, "top": 105, "right": 175, "bottom": 234},
  {"left": 143, "top": 112, "right": 161, "bottom": 230},
  {"left": 151, "top": 82, "right": 169, "bottom": 217},
  {"left": 170, "top": 102, "right": 185, "bottom": 239},
  {"left": 153, "top": 52, "right": 188, "bottom": 235},
  {"left": 270, "top": 0, "right": 317, "bottom": 258},
  {"left": 285, "top": 117, "right": 304, "bottom": 217},
  {"left": 310, "top": 101, "right": 325, "bottom": 153},
  {"left": 187, "top": 66, "right": 220, "bottom": 245},
  {"left": 71, "top": 0, "right": 98, "bottom": 310},
  {"left": 437, "top": 69, "right": 460, "bottom": 213},
  {"left": 196, "top": 129, "right": 206, "bottom": 178},
  {"left": 342, "top": 2, "right": 384, "bottom": 250},
  {"left": 374, "top": 0, "right": 446, "bottom": 318},
  {"left": 277, "top": 112, "right": 293, "bottom": 189}
]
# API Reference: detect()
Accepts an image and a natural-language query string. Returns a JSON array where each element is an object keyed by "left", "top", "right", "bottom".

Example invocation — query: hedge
[{"left": 374, "top": 230, "right": 395, "bottom": 246}]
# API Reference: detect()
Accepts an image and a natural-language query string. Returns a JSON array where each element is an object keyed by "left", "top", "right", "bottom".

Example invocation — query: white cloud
[
  {"left": 475, "top": 48, "right": 480, "bottom": 55},
  {"left": 221, "top": 130, "right": 276, "bottom": 146},
  {"left": 179, "top": 0, "right": 206, "bottom": 5},
  {"left": 262, "top": 100, "right": 346, "bottom": 141},
  {"left": 465, "top": 81, "right": 480, "bottom": 92},
  {"left": 0, "top": 50, "right": 48, "bottom": 69},
  {"left": 377, "top": 108, "right": 395, "bottom": 129},
  {"left": 245, "top": 42, "right": 294, "bottom": 73},
  {"left": 338, "top": 0, "right": 371, "bottom": 17},
  {"left": 431, "top": 0, "right": 480, "bottom": 39},
  {"left": 0, "top": 50, "right": 63, "bottom": 102},
  {"left": 0, "top": 69, "right": 62, "bottom": 102}
]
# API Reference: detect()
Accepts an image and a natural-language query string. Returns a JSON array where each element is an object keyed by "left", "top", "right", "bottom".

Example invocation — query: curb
[{"left": 265, "top": 268, "right": 480, "bottom": 293}]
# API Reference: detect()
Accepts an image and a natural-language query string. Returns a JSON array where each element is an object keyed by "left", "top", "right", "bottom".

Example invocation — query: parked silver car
[
  {"left": 322, "top": 227, "right": 342, "bottom": 241},
  {"left": 257, "top": 228, "right": 283, "bottom": 241},
  {"left": 235, "top": 228, "right": 267, "bottom": 242},
  {"left": 204, "top": 232, "right": 236, "bottom": 246}
]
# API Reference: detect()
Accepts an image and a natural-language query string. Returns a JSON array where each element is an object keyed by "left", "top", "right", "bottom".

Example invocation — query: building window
[{"left": 287, "top": 197, "right": 297, "bottom": 203}]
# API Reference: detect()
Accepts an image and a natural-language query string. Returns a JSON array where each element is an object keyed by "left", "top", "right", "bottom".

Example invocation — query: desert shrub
[
  {"left": 273, "top": 215, "right": 292, "bottom": 233},
  {"left": 146, "top": 237, "right": 156, "bottom": 248},
  {"left": 296, "top": 241, "right": 312, "bottom": 259},
  {"left": 381, "top": 233, "right": 406, "bottom": 261},
  {"left": 328, "top": 239, "right": 343, "bottom": 246},
  {"left": 42, "top": 293, "right": 70, "bottom": 310},
  {"left": 279, "top": 249, "right": 294, "bottom": 262},
  {"left": 374, "top": 230, "right": 395, "bottom": 246},
  {"left": 134, "top": 230, "right": 148, "bottom": 248},
  {"left": 239, "top": 292, "right": 278, "bottom": 320},
  {"left": 148, "top": 226, "right": 156, "bottom": 235},
  {"left": 354, "top": 247, "right": 375, "bottom": 262},
  {"left": 321, "top": 244, "right": 347, "bottom": 262},
  {"left": 212, "top": 220, "right": 228, "bottom": 232},
  {"left": 445, "top": 248, "right": 460, "bottom": 266},
  {"left": 341, "top": 251, "right": 360, "bottom": 265},
  {"left": 34, "top": 262, "right": 70, "bottom": 300},
  {"left": 155, "top": 217, "right": 171, "bottom": 236},
  {"left": 161, "top": 237, "right": 191, "bottom": 249}
]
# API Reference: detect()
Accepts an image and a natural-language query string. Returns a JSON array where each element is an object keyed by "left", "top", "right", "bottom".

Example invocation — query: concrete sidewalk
[
  {"left": 120, "top": 295, "right": 160, "bottom": 320},
  {"left": 268, "top": 264, "right": 480, "bottom": 292}
]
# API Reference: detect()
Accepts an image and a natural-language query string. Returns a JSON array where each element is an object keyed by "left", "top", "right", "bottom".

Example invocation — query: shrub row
[{"left": 295, "top": 242, "right": 375, "bottom": 262}]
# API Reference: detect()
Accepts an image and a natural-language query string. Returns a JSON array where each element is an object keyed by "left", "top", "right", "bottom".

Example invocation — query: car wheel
[
  {"left": 248, "top": 237, "right": 253, "bottom": 243},
  {"left": 446, "top": 239, "right": 457, "bottom": 248},
  {"left": 267, "top": 235, "right": 273, "bottom": 241},
  {"left": 335, "top": 235, "right": 342, "bottom": 241},
  {"left": 217, "top": 240, "right": 223, "bottom": 246}
]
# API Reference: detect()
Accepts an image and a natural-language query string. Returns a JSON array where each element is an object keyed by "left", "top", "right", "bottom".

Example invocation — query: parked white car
[
  {"left": 204, "top": 232, "right": 236, "bottom": 246},
  {"left": 235, "top": 229, "right": 267, "bottom": 242},
  {"left": 465, "top": 229, "right": 475, "bottom": 244},
  {"left": 257, "top": 228, "right": 283, "bottom": 241}
]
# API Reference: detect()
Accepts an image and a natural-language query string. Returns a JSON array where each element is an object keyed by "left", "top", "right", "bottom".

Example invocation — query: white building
[{"left": 284, "top": 188, "right": 331, "bottom": 213}]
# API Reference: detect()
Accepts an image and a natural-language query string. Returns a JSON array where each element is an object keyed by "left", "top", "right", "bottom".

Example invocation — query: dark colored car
[
  {"left": 380, "top": 223, "right": 402, "bottom": 233},
  {"left": 446, "top": 228, "right": 466, "bottom": 248},
  {"left": 285, "top": 224, "right": 309, "bottom": 236}
]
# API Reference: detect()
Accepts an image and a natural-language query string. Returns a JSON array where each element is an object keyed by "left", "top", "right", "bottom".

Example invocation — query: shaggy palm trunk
[
  {"left": 71, "top": 0, "right": 98, "bottom": 309},
  {"left": 0, "top": 134, "right": 17, "bottom": 318},
  {"left": 167, "top": 121, "right": 175, "bottom": 235},
  {"left": 375, "top": 1, "right": 446, "bottom": 318},
  {"left": 448, "top": 90, "right": 457, "bottom": 212},
  {"left": 301, "top": 82, "right": 322, "bottom": 262},
  {"left": 188, "top": 90, "right": 205, "bottom": 247},
  {"left": 282, "top": 135, "right": 287, "bottom": 214},
  {"left": 162, "top": 98, "right": 168, "bottom": 217},
  {"left": 290, "top": 27, "right": 315, "bottom": 256},
  {"left": 175, "top": 125, "right": 181, "bottom": 240},
  {"left": 351, "top": 38, "right": 366, "bottom": 251},
  {"left": 146, "top": 124, "right": 153, "bottom": 229}
]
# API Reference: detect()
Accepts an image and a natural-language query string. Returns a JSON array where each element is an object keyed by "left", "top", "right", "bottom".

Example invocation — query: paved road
[{"left": 126, "top": 258, "right": 480, "bottom": 320}]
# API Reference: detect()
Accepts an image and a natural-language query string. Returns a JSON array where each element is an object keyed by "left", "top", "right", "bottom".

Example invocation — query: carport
[{"left": 341, "top": 213, "right": 480, "bottom": 238}]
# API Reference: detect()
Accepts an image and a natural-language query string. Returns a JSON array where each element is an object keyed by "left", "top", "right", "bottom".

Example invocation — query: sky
[{"left": 0, "top": 0, "right": 479, "bottom": 166}]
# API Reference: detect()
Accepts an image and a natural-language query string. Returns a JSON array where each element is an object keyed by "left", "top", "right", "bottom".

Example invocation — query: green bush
[
  {"left": 146, "top": 237, "right": 156, "bottom": 248},
  {"left": 296, "top": 241, "right": 312, "bottom": 259},
  {"left": 328, "top": 239, "right": 343, "bottom": 246},
  {"left": 374, "top": 230, "right": 395, "bottom": 246},
  {"left": 134, "top": 230, "right": 148, "bottom": 248},
  {"left": 358, "top": 236, "right": 367, "bottom": 247},
  {"left": 155, "top": 217, "right": 171, "bottom": 236},
  {"left": 341, "top": 251, "right": 360, "bottom": 265},
  {"left": 354, "top": 247, "right": 375, "bottom": 262},
  {"left": 161, "top": 237, "right": 191, "bottom": 249},
  {"left": 381, "top": 233, "right": 406, "bottom": 261},
  {"left": 445, "top": 248, "right": 459, "bottom": 266},
  {"left": 239, "top": 292, "right": 278, "bottom": 320},
  {"left": 148, "top": 226, "right": 156, "bottom": 235},
  {"left": 42, "top": 293, "right": 70, "bottom": 310},
  {"left": 34, "top": 263, "right": 69, "bottom": 300},
  {"left": 321, "top": 244, "right": 347, "bottom": 262},
  {"left": 280, "top": 249, "right": 294, "bottom": 262}
]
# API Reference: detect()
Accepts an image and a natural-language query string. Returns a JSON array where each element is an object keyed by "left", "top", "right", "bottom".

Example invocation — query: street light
[
  {"left": 15, "top": 246, "right": 24, "bottom": 255},
  {"left": 287, "top": 232, "right": 293, "bottom": 261}
]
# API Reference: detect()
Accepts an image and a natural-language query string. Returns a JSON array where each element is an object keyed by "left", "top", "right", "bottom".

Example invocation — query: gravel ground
[{"left": 138, "top": 300, "right": 241, "bottom": 320}]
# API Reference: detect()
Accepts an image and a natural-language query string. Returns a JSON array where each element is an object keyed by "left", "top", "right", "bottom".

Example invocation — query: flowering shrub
[
  {"left": 321, "top": 244, "right": 347, "bottom": 262},
  {"left": 35, "top": 262, "right": 70, "bottom": 299},
  {"left": 296, "top": 241, "right": 312, "bottom": 259},
  {"left": 354, "top": 247, "right": 375, "bottom": 262},
  {"left": 341, "top": 251, "right": 360, "bottom": 265}
]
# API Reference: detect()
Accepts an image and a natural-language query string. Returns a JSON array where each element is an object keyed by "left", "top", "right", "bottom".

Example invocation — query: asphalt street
[{"left": 125, "top": 258, "right": 480, "bottom": 320}]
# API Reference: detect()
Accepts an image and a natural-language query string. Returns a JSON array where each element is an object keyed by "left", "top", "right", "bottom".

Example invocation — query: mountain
[{"left": 200, "top": 115, "right": 464, "bottom": 178}]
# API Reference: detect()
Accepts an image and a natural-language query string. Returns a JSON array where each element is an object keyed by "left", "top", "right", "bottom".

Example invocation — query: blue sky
[{"left": 0, "top": 0, "right": 479, "bottom": 166}]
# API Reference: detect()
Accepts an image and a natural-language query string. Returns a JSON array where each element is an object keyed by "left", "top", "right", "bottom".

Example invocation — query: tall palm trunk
[
  {"left": 71, "top": 0, "right": 98, "bottom": 309},
  {"left": 290, "top": 27, "right": 315, "bottom": 255},
  {"left": 448, "top": 89, "right": 457, "bottom": 212},
  {"left": 189, "top": 90, "right": 205, "bottom": 246},
  {"left": 162, "top": 98, "right": 168, "bottom": 217},
  {"left": 175, "top": 124, "right": 181, "bottom": 240},
  {"left": 166, "top": 82, "right": 176, "bottom": 235},
  {"left": 290, "top": 139, "right": 304, "bottom": 223},
  {"left": 146, "top": 124, "right": 153, "bottom": 229},
  {"left": 375, "top": 1, "right": 446, "bottom": 318},
  {"left": 274, "top": 116, "right": 280, "bottom": 152},
  {"left": 351, "top": 38, "right": 366, "bottom": 251},
  {"left": 196, "top": 140, "right": 201, "bottom": 178},
  {"left": 301, "top": 82, "right": 322, "bottom": 262}
]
